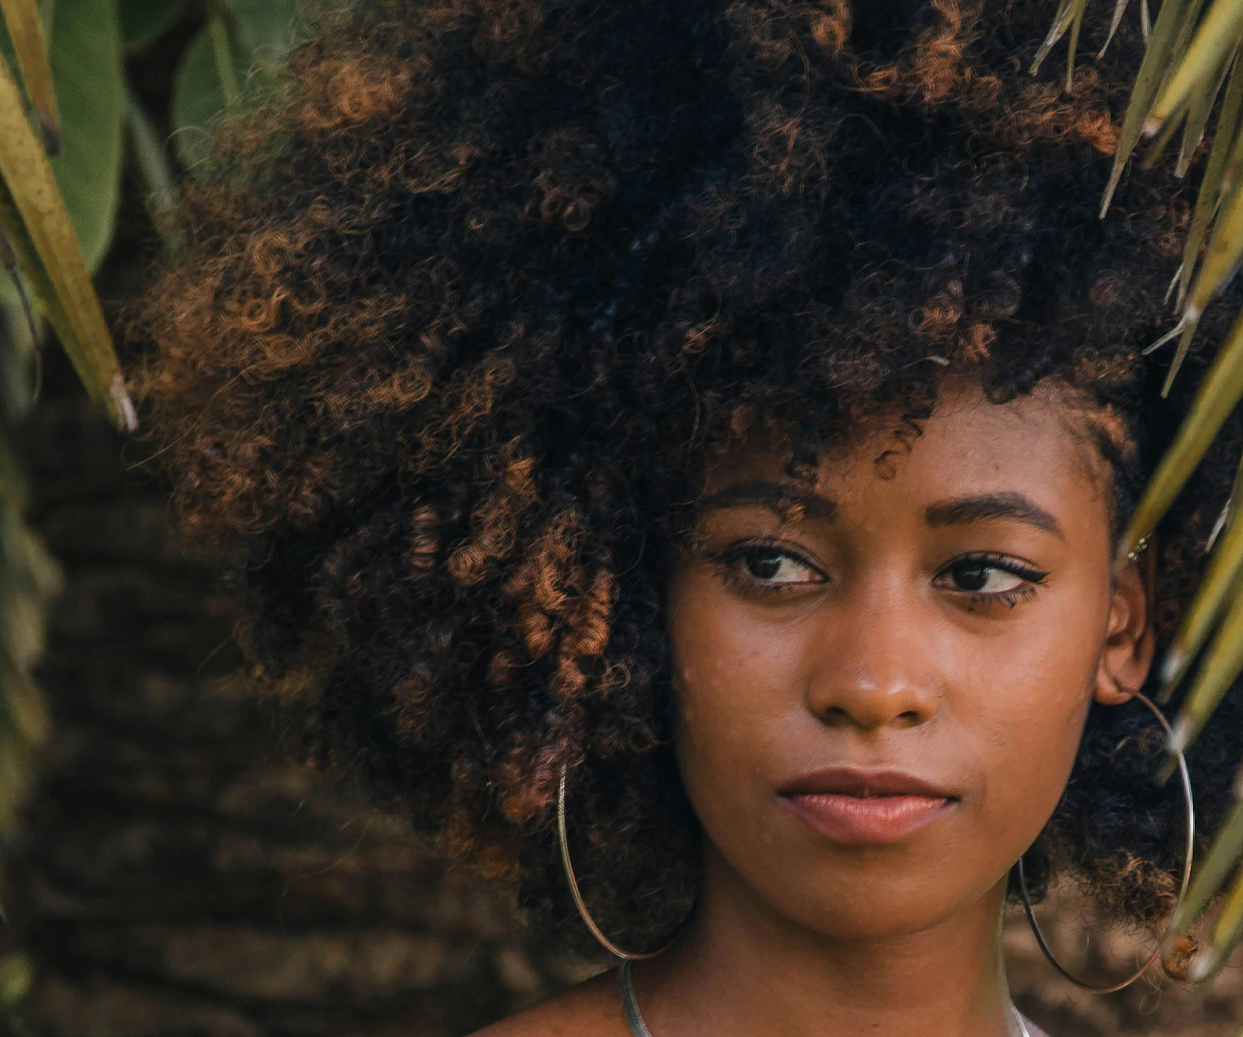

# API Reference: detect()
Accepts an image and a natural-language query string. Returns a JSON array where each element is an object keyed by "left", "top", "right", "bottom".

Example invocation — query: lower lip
[{"left": 782, "top": 793, "right": 957, "bottom": 845}]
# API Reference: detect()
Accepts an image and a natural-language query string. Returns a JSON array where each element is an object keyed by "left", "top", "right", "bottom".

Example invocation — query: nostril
[{"left": 811, "top": 694, "right": 938, "bottom": 731}]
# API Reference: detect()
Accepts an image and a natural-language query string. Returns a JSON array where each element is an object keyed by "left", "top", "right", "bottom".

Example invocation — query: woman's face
[{"left": 665, "top": 374, "right": 1155, "bottom": 939}]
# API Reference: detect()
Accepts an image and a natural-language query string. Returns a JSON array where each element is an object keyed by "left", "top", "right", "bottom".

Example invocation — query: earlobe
[{"left": 1094, "top": 533, "right": 1159, "bottom": 707}]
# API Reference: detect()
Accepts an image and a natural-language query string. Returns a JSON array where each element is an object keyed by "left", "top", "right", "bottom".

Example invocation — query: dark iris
[
  {"left": 951, "top": 561, "right": 991, "bottom": 591},
  {"left": 746, "top": 549, "right": 785, "bottom": 579}
]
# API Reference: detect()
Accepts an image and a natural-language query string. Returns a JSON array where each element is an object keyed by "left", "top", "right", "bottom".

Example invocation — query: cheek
[
  {"left": 967, "top": 586, "right": 1105, "bottom": 827},
  {"left": 666, "top": 578, "right": 808, "bottom": 793}
]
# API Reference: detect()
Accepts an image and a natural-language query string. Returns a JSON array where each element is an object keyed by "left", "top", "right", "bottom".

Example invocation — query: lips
[{"left": 777, "top": 766, "right": 959, "bottom": 846}]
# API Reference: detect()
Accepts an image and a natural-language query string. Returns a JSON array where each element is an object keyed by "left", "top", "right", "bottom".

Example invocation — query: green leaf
[
  {"left": 1175, "top": 47, "right": 1243, "bottom": 308},
  {"left": 0, "top": 0, "right": 61, "bottom": 150},
  {"left": 170, "top": 1, "right": 305, "bottom": 174},
  {"left": 1165, "top": 577, "right": 1243, "bottom": 759},
  {"left": 1160, "top": 794, "right": 1243, "bottom": 957},
  {"left": 1188, "top": 854, "right": 1243, "bottom": 983},
  {"left": 125, "top": 84, "right": 176, "bottom": 222},
  {"left": 0, "top": 64, "right": 132, "bottom": 430},
  {"left": 118, "top": 0, "right": 182, "bottom": 52},
  {"left": 1175, "top": 43, "right": 1237, "bottom": 177},
  {"left": 1159, "top": 491, "right": 1243, "bottom": 697},
  {"left": 169, "top": 22, "right": 250, "bottom": 171},
  {"left": 0, "top": 0, "right": 123, "bottom": 316},
  {"left": 46, "top": 0, "right": 123, "bottom": 272},
  {"left": 225, "top": 0, "right": 302, "bottom": 63},
  {"left": 1147, "top": 0, "right": 1243, "bottom": 135},
  {"left": 1100, "top": 0, "right": 1207, "bottom": 217},
  {"left": 1115, "top": 303, "right": 1243, "bottom": 566},
  {"left": 1029, "top": 0, "right": 1077, "bottom": 75}
]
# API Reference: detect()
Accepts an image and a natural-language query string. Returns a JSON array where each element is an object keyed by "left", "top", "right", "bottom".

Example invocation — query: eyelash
[{"left": 709, "top": 541, "right": 1050, "bottom": 612}]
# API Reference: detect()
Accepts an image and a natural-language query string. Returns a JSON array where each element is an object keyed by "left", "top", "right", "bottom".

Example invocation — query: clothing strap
[
  {"left": 617, "top": 959, "right": 1038, "bottom": 1037},
  {"left": 618, "top": 959, "right": 655, "bottom": 1037}
]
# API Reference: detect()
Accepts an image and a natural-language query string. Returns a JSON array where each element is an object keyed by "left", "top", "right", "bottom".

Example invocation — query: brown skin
[{"left": 476, "top": 374, "right": 1156, "bottom": 1037}]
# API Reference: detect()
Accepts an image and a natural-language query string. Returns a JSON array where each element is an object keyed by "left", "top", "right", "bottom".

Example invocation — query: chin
[
  {"left": 740, "top": 848, "right": 1006, "bottom": 939},
  {"left": 749, "top": 874, "right": 965, "bottom": 939}
]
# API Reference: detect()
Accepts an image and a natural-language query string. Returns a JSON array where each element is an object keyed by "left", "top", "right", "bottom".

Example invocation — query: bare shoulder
[{"left": 469, "top": 967, "right": 627, "bottom": 1037}]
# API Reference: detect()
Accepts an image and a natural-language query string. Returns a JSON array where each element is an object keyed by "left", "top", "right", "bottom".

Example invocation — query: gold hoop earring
[
  {"left": 557, "top": 763, "right": 682, "bottom": 960},
  {"left": 1014, "top": 688, "right": 1195, "bottom": 993}
]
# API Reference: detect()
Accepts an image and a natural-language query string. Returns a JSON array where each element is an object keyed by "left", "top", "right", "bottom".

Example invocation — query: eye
[
  {"left": 713, "top": 543, "right": 824, "bottom": 593},
  {"left": 935, "top": 553, "right": 1050, "bottom": 611},
  {"left": 942, "top": 559, "right": 1026, "bottom": 594}
]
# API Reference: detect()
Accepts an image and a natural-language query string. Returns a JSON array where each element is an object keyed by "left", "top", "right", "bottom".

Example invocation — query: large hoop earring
[
  {"left": 557, "top": 763, "right": 682, "bottom": 960},
  {"left": 1015, "top": 688, "right": 1195, "bottom": 993}
]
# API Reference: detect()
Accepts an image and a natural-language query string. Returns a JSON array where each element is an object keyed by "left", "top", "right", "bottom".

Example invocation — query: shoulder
[{"left": 468, "top": 967, "right": 627, "bottom": 1037}]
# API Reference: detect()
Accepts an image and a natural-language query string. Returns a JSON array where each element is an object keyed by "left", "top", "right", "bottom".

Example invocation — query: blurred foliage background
[
  {"left": 0, "top": 1, "right": 1242, "bottom": 1034},
  {"left": 0, "top": 0, "right": 316, "bottom": 870}
]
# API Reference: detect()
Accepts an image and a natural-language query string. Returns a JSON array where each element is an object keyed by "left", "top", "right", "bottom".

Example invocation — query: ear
[{"left": 1093, "top": 533, "right": 1159, "bottom": 706}]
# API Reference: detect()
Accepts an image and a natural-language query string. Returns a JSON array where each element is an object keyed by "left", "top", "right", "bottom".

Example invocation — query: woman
[{"left": 127, "top": 1, "right": 1243, "bottom": 1034}]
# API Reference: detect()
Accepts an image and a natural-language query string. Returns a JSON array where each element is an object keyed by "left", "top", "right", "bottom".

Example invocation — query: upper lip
[{"left": 778, "top": 766, "right": 957, "bottom": 799}]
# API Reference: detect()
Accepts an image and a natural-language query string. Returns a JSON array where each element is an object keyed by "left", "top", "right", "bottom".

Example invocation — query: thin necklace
[{"left": 616, "top": 959, "right": 1034, "bottom": 1037}]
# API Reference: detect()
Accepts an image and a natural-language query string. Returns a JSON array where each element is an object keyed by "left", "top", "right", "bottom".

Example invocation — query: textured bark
[{"left": 0, "top": 352, "right": 1239, "bottom": 1036}]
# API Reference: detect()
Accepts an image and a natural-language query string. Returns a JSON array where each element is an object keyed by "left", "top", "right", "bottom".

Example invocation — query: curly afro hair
[{"left": 127, "top": 0, "right": 1243, "bottom": 972}]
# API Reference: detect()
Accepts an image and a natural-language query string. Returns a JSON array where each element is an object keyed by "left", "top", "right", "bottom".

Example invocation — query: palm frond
[
  {"left": 0, "top": 0, "right": 59, "bottom": 152},
  {"left": 1043, "top": 0, "right": 1243, "bottom": 979},
  {"left": 0, "top": 46, "right": 132, "bottom": 431}
]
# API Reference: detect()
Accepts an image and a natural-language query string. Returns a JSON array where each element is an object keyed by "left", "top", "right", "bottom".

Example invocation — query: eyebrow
[
  {"left": 697, "top": 482, "right": 837, "bottom": 521},
  {"left": 696, "top": 482, "right": 1066, "bottom": 541}
]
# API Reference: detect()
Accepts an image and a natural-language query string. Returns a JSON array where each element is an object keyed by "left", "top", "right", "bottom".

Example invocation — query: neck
[{"left": 631, "top": 845, "right": 1021, "bottom": 1037}]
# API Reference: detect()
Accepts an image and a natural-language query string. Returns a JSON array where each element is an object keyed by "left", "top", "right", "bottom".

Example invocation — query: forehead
[{"left": 701, "top": 374, "right": 1116, "bottom": 506}]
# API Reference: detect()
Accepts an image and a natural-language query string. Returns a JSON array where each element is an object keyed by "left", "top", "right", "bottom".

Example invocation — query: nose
[{"left": 804, "top": 572, "right": 942, "bottom": 731}]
